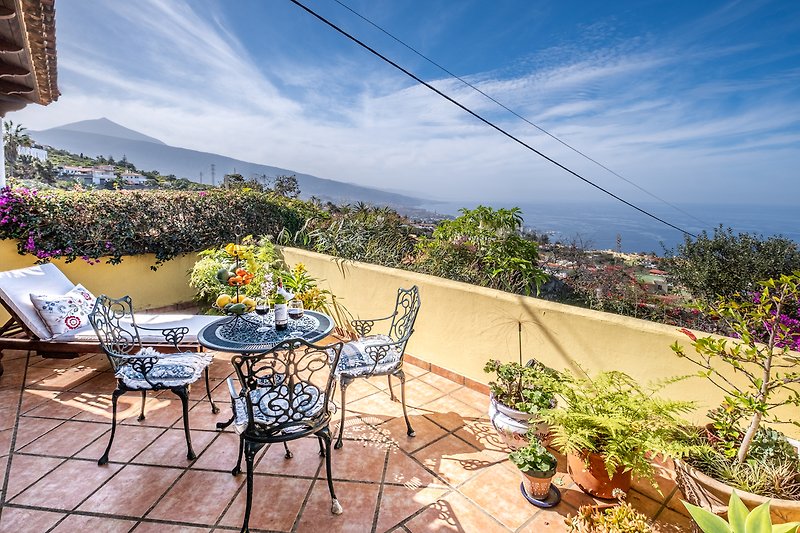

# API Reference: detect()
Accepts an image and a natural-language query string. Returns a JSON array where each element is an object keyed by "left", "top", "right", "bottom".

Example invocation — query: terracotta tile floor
[{"left": 0, "top": 348, "right": 693, "bottom": 532}]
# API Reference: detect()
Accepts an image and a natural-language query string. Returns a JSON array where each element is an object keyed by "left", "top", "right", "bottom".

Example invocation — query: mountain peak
[{"left": 38, "top": 118, "right": 166, "bottom": 145}]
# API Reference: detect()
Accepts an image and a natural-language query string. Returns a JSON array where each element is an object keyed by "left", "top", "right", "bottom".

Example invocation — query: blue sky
[{"left": 15, "top": 0, "right": 800, "bottom": 205}]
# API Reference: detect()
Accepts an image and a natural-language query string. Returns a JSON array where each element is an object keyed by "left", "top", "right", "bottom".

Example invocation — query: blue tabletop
[{"left": 197, "top": 310, "right": 335, "bottom": 353}]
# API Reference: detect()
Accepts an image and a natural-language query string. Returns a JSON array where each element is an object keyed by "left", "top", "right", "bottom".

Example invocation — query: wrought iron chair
[
  {"left": 227, "top": 338, "right": 345, "bottom": 532},
  {"left": 88, "top": 295, "right": 218, "bottom": 465},
  {"left": 333, "top": 285, "right": 421, "bottom": 449}
]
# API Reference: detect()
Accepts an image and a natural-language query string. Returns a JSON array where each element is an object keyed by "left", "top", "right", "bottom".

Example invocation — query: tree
[
  {"left": 272, "top": 174, "right": 300, "bottom": 198},
  {"left": 663, "top": 225, "right": 800, "bottom": 301},
  {"left": 416, "top": 206, "right": 548, "bottom": 295},
  {"left": 3, "top": 120, "right": 31, "bottom": 171}
]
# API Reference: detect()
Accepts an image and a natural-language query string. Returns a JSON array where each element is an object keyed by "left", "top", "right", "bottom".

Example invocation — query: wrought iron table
[
  {"left": 197, "top": 310, "right": 336, "bottom": 430},
  {"left": 196, "top": 310, "right": 334, "bottom": 354}
]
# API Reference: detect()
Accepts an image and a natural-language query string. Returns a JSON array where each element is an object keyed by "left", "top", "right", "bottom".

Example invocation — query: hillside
[{"left": 30, "top": 118, "right": 423, "bottom": 207}]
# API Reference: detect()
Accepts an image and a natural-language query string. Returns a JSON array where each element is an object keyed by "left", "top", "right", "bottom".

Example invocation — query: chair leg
[
  {"left": 335, "top": 377, "right": 351, "bottom": 449},
  {"left": 388, "top": 374, "right": 397, "bottom": 401},
  {"left": 397, "top": 370, "right": 415, "bottom": 437},
  {"left": 204, "top": 366, "right": 220, "bottom": 414},
  {"left": 317, "top": 435, "right": 326, "bottom": 457},
  {"left": 232, "top": 436, "right": 243, "bottom": 476},
  {"left": 99, "top": 388, "right": 125, "bottom": 465},
  {"left": 138, "top": 390, "right": 147, "bottom": 421},
  {"left": 283, "top": 441, "right": 293, "bottom": 459},
  {"left": 319, "top": 426, "right": 343, "bottom": 515},
  {"left": 173, "top": 386, "right": 196, "bottom": 460},
  {"left": 241, "top": 439, "right": 265, "bottom": 533}
]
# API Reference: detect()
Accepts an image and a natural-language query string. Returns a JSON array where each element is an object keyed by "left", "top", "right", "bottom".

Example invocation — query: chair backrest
[
  {"left": 388, "top": 285, "right": 421, "bottom": 342},
  {"left": 88, "top": 295, "right": 142, "bottom": 367},
  {"left": 231, "top": 339, "right": 343, "bottom": 438}
]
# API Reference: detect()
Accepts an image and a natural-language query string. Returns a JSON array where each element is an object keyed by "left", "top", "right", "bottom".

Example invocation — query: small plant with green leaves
[
  {"left": 542, "top": 371, "right": 695, "bottom": 484},
  {"left": 509, "top": 440, "right": 557, "bottom": 474},
  {"left": 484, "top": 358, "right": 561, "bottom": 414},
  {"left": 567, "top": 489, "right": 652, "bottom": 532},
  {"left": 672, "top": 273, "right": 800, "bottom": 467},
  {"left": 684, "top": 490, "right": 800, "bottom": 533}
]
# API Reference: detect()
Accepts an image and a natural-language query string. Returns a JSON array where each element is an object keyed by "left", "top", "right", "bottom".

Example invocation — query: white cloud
[{"left": 12, "top": 0, "right": 800, "bottom": 206}]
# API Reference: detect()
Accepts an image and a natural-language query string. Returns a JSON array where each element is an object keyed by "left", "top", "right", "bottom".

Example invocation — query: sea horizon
[{"left": 418, "top": 200, "right": 800, "bottom": 254}]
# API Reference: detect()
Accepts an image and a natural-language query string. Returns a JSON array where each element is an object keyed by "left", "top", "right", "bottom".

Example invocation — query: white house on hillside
[{"left": 18, "top": 146, "right": 48, "bottom": 161}]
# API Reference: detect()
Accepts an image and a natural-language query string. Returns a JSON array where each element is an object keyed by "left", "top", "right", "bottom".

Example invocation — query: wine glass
[
  {"left": 255, "top": 300, "right": 271, "bottom": 332},
  {"left": 288, "top": 299, "right": 304, "bottom": 336}
]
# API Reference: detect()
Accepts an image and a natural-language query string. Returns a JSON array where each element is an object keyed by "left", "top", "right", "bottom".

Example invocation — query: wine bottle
[{"left": 274, "top": 279, "right": 288, "bottom": 331}]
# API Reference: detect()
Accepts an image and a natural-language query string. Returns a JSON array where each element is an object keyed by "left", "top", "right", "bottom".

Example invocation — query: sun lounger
[{"left": 0, "top": 263, "right": 219, "bottom": 374}]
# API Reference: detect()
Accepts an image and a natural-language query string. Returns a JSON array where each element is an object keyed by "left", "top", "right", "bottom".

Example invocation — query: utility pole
[
  {"left": 199, "top": 171, "right": 203, "bottom": 185},
  {"left": 210, "top": 164, "right": 216, "bottom": 186}
]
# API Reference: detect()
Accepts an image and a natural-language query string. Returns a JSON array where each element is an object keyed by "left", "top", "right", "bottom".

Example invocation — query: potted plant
[
  {"left": 484, "top": 358, "right": 561, "bottom": 449},
  {"left": 542, "top": 370, "right": 694, "bottom": 499},
  {"left": 509, "top": 439, "right": 558, "bottom": 501},
  {"left": 566, "top": 489, "right": 652, "bottom": 532},
  {"left": 684, "top": 490, "right": 800, "bottom": 533},
  {"left": 671, "top": 273, "right": 800, "bottom": 523}
]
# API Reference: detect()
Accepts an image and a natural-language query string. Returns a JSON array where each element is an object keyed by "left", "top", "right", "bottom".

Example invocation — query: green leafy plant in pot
[
  {"left": 485, "top": 357, "right": 561, "bottom": 449},
  {"left": 671, "top": 273, "right": 800, "bottom": 522},
  {"left": 542, "top": 370, "right": 694, "bottom": 499},
  {"left": 509, "top": 439, "right": 558, "bottom": 500},
  {"left": 684, "top": 490, "right": 800, "bottom": 533}
]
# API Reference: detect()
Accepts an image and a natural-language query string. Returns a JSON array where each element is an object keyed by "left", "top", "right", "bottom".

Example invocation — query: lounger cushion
[
  {"left": 54, "top": 313, "right": 222, "bottom": 344},
  {"left": 29, "top": 284, "right": 96, "bottom": 336},
  {"left": 0, "top": 263, "right": 74, "bottom": 340}
]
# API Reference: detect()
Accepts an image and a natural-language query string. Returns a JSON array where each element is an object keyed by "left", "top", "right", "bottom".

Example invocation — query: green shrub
[
  {"left": 415, "top": 206, "right": 547, "bottom": 295},
  {"left": 0, "top": 186, "right": 314, "bottom": 267},
  {"left": 663, "top": 225, "right": 800, "bottom": 301}
]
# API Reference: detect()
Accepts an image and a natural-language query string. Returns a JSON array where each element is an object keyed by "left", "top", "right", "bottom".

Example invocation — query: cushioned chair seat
[
  {"left": 335, "top": 334, "right": 401, "bottom": 377},
  {"left": 230, "top": 381, "right": 324, "bottom": 435},
  {"left": 115, "top": 350, "right": 213, "bottom": 389}
]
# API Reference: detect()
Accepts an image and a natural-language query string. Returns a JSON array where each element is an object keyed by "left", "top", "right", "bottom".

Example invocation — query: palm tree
[{"left": 4, "top": 120, "right": 32, "bottom": 169}]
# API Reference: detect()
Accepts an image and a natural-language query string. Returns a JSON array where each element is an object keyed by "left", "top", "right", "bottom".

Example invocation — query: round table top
[{"left": 197, "top": 310, "right": 335, "bottom": 353}]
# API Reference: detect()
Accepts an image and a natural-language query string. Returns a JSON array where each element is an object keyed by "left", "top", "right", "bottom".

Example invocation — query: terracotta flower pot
[
  {"left": 520, "top": 465, "right": 557, "bottom": 499},
  {"left": 567, "top": 451, "right": 632, "bottom": 499}
]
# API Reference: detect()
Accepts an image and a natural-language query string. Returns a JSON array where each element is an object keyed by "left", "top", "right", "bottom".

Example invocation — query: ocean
[{"left": 418, "top": 201, "right": 800, "bottom": 254}]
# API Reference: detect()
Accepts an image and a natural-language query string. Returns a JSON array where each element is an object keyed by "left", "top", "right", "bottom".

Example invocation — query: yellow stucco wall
[
  {"left": 0, "top": 240, "right": 198, "bottom": 324},
  {"left": 279, "top": 246, "right": 798, "bottom": 435},
  {"left": 2, "top": 238, "right": 795, "bottom": 436}
]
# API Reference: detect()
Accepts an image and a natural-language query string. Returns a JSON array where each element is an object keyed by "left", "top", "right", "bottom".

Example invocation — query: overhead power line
[
  {"left": 330, "top": 0, "right": 709, "bottom": 228},
  {"left": 288, "top": 0, "right": 698, "bottom": 239}
]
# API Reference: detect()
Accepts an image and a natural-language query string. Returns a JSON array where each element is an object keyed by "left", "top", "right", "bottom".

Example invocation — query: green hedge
[{"left": 0, "top": 186, "right": 314, "bottom": 267}]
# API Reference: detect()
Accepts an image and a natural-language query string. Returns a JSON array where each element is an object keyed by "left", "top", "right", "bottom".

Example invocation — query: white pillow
[
  {"left": 29, "top": 284, "right": 95, "bottom": 336},
  {"left": 70, "top": 284, "right": 97, "bottom": 314}
]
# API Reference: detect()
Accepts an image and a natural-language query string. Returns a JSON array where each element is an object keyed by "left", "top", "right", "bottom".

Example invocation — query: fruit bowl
[{"left": 215, "top": 294, "right": 256, "bottom": 315}]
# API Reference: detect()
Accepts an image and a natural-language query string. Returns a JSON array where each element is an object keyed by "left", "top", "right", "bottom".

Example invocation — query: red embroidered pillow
[{"left": 29, "top": 286, "right": 93, "bottom": 337}]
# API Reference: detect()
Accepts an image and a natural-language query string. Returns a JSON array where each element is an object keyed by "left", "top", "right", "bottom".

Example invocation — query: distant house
[
  {"left": 58, "top": 165, "right": 117, "bottom": 186},
  {"left": 120, "top": 170, "right": 148, "bottom": 185},
  {"left": 58, "top": 165, "right": 94, "bottom": 183},
  {"left": 18, "top": 146, "right": 48, "bottom": 161}
]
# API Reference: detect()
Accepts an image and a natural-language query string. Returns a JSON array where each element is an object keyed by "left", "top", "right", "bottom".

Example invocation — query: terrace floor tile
[{"left": 0, "top": 352, "right": 690, "bottom": 532}]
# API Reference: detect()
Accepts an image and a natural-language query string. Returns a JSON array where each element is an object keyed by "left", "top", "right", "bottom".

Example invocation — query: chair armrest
[
  {"left": 137, "top": 325, "right": 189, "bottom": 349},
  {"left": 351, "top": 315, "right": 393, "bottom": 337}
]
